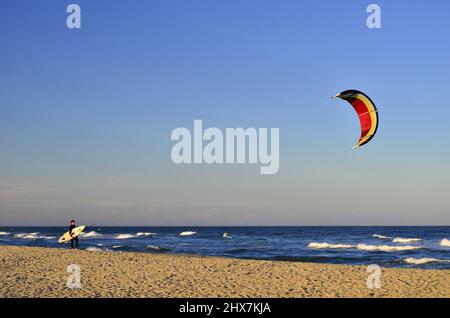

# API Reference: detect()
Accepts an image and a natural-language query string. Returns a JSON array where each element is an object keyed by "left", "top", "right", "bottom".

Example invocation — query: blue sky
[{"left": 1, "top": 0, "right": 450, "bottom": 225}]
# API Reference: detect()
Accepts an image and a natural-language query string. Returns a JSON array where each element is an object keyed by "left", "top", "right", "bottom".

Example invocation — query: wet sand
[{"left": 1, "top": 246, "right": 449, "bottom": 298}]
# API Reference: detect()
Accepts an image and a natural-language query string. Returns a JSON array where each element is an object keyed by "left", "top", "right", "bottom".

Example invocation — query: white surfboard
[{"left": 58, "top": 225, "right": 86, "bottom": 243}]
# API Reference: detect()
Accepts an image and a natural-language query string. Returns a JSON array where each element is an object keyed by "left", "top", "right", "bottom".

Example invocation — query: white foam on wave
[
  {"left": 136, "top": 232, "right": 157, "bottom": 237},
  {"left": 308, "top": 242, "right": 354, "bottom": 249},
  {"left": 81, "top": 231, "right": 102, "bottom": 238},
  {"left": 356, "top": 244, "right": 421, "bottom": 252},
  {"left": 392, "top": 237, "right": 422, "bottom": 243},
  {"left": 147, "top": 245, "right": 171, "bottom": 252},
  {"left": 308, "top": 242, "right": 423, "bottom": 252},
  {"left": 15, "top": 232, "right": 39, "bottom": 239},
  {"left": 15, "top": 232, "right": 56, "bottom": 240},
  {"left": 373, "top": 234, "right": 422, "bottom": 244},
  {"left": 222, "top": 233, "right": 232, "bottom": 239},
  {"left": 0, "top": 232, "right": 10, "bottom": 236},
  {"left": 179, "top": 231, "right": 196, "bottom": 236},
  {"left": 404, "top": 257, "right": 450, "bottom": 265},
  {"left": 116, "top": 234, "right": 135, "bottom": 239},
  {"left": 42, "top": 236, "right": 57, "bottom": 240},
  {"left": 440, "top": 239, "right": 450, "bottom": 247},
  {"left": 373, "top": 234, "right": 391, "bottom": 239}
]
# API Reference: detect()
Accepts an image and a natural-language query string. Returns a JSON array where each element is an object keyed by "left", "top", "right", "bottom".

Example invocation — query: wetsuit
[{"left": 69, "top": 224, "right": 78, "bottom": 249}]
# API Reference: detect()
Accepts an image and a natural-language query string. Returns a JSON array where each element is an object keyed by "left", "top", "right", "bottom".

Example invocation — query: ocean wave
[
  {"left": 222, "top": 233, "right": 232, "bottom": 239},
  {"left": 404, "top": 257, "right": 450, "bottom": 265},
  {"left": 440, "top": 239, "right": 450, "bottom": 247},
  {"left": 81, "top": 231, "right": 103, "bottom": 238},
  {"left": 308, "top": 242, "right": 423, "bottom": 252},
  {"left": 15, "top": 232, "right": 39, "bottom": 239},
  {"left": 110, "top": 245, "right": 137, "bottom": 252},
  {"left": 147, "top": 245, "right": 171, "bottom": 252},
  {"left": 24, "top": 235, "right": 39, "bottom": 239},
  {"left": 392, "top": 237, "right": 422, "bottom": 243},
  {"left": 356, "top": 244, "right": 422, "bottom": 252},
  {"left": 373, "top": 234, "right": 422, "bottom": 243},
  {"left": 136, "top": 232, "right": 157, "bottom": 237},
  {"left": 274, "top": 255, "right": 364, "bottom": 263},
  {"left": 41, "top": 236, "right": 57, "bottom": 240},
  {"left": 308, "top": 242, "right": 354, "bottom": 249},
  {"left": 0, "top": 232, "right": 10, "bottom": 236},
  {"left": 116, "top": 234, "right": 135, "bottom": 239},
  {"left": 225, "top": 248, "right": 250, "bottom": 254},
  {"left": 373, "top": 234, "right": 391, "bottom": 239},
  {"left": 179, "top": 231, "right": 196, "bottom": 236},
  {"left": 15, "top": 232, "right": 56, "bottom": 240}
]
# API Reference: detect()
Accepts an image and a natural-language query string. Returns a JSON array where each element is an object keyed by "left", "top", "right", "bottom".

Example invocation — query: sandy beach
[{"left": 0, "top": 246, "right": 449, "bottom": 298}]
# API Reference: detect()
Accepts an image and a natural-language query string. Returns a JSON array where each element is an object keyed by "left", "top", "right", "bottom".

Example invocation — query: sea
[{"left": 0, "top": 226, "right": 449, "bottom": 269}]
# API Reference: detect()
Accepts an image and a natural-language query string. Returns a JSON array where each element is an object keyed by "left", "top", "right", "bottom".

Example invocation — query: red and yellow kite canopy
[{"left": 335, "top": 90, "right": 379, "bottom": 148}]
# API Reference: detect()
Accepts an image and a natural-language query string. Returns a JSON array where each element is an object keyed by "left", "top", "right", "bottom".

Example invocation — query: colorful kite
[{"left": 334, "top": 90, "right": 379, "bottom": 149}]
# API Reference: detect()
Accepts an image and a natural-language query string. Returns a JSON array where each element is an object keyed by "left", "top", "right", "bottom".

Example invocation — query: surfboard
[{"left": 58, "top": 225, "right": 86, "bottom": 243}]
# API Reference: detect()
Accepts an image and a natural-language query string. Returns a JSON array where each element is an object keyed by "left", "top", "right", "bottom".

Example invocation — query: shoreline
[
  {"left": 1, "top": 246, "right": 449, "bottom": 298},
  {"left": 1, "top": 242, "right": 448, "bottom": 269}
]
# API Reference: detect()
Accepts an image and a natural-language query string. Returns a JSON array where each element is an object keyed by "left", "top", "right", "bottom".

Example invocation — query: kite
[{"left": 334, "top": 89, "right": 379, "bottom": 149}]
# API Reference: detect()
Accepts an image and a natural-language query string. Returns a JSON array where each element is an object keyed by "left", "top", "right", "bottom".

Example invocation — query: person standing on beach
[{"left": 69, "top": 219, "right": 78, "bottom": 249}]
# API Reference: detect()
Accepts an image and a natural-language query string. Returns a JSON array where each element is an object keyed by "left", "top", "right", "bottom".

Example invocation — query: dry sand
[{"left": 0, "top": 246, "right": 449, "bottom": 298}]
